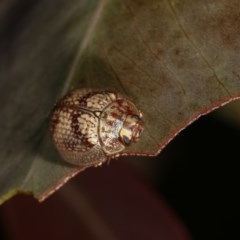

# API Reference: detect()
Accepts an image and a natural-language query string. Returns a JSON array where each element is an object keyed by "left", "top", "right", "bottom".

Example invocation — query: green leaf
[{"left": 1, "top": 0, "right": 240, "bottom": 203}]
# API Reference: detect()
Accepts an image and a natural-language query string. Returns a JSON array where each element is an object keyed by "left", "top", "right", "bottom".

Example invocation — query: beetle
[{"left": 50, "top": 89, "right": 144, "bottom": 167}]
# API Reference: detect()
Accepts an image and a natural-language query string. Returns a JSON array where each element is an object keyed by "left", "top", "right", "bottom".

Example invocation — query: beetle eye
[
  {"left": 119, "top": 127, "right": 132, "bottom": 146},
  {"left": 122, "top": 135, "right": 131, "bottom": 145}
]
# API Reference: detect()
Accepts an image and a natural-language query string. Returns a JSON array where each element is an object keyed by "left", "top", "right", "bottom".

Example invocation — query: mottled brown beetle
[{"left": 50, "top": 89, "right": 144, "bottom": 167}]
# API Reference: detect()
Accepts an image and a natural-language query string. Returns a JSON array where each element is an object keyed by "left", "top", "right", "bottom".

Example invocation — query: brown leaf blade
[{"left": 0, "top": 0, "right": 240, "bottom": 202}]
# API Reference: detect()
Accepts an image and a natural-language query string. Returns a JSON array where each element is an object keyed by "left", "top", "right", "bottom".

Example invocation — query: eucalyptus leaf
[{"left": 0, "top": 0, "right": 240, "bottom": 203}]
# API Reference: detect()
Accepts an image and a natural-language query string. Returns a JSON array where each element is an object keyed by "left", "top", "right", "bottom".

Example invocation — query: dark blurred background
[{"left": 132, "top": 101, "right": 240, "bottom": 240}]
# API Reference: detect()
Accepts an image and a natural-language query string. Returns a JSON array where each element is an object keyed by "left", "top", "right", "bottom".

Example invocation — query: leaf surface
[{"left": 0, "top": 0, "right": 240, "bottom": 202}]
